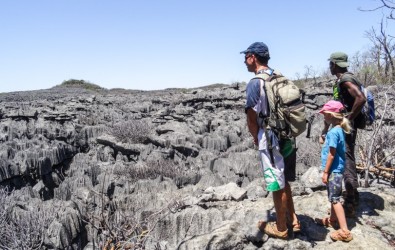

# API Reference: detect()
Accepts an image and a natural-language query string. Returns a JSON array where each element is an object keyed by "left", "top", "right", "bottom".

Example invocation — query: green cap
[{"left": 328, "top": 52, "right": 349, "bottom": 68}]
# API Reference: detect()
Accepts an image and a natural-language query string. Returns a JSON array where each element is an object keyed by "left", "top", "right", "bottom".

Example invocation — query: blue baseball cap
[{"left": 240, "top": 42, "right": 270, "bottom": 59}]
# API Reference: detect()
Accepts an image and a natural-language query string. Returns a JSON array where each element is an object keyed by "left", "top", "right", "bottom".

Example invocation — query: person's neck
[
  {"left": 336, "top": 71, "right": 348, "bottom": 79},
  {"left": 332, "top": 123, "right": 341, "bottom": 128},
  {"left": 255, "top": 65, "right": 269, "bottom": 74}
]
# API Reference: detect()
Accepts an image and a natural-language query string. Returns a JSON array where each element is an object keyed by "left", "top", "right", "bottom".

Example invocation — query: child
[{"left": 315, "top": 100, "right": 353, "bottom": 242}]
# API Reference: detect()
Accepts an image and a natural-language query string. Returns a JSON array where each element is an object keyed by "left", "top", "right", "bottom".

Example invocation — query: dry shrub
[
  {"left": 113, "top": 159, "right": 184, "bottom": 183},
  {"left": 0, "top": 187, "right": 57, "bottom": 250},
  {"left": 355, "top": 85, "right": 395, "bottom": 186},
  {"left": 92, "top": 201, "right": 168, "bottom": 250},
  {"left": 84, "top": 170, "right": 177, "bottom": 250},
  {"left": 358, "top": 124, "right": 395, "bottom": 163},
  {"left": 109, "top": 120, "right": 151, "bottom": 144}
]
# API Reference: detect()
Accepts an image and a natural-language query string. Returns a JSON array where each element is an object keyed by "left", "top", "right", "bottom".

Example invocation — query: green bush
[{"left": 55, "top": 79, "right": 104, "bottom": 91}]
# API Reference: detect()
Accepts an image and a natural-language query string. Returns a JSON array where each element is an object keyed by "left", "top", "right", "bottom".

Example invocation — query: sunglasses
[{"left": 245, "top": 54, "right": 253, "bottom": 60}]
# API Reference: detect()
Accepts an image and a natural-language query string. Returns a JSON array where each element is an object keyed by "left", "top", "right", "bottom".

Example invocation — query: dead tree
[
  {"left": 365, "top": 22, "right": 395, "bottom": 83},
  {"left": 358, "top": 84, "right": 395, "bottom": 187},
  {"left": 359, "top": 0, "right": 395, "bottom": 21}
]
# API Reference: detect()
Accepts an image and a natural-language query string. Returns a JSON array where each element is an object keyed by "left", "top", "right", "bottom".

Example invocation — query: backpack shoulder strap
[
  {"left": 251, "top": 71, "right": 274, "bottom": 119},
  {"left": 253, "top": 69, "right": 282, "bottom": 86},
  {"left": 252, "top": 71, "right": 277, "bottom": 164},
  {"left": 253, "top": 72, "right": 270, "bottom": 81},
  {"left": 252, "top": 68, "right": 279, "bottom": 79},
  {"left": 336, "top": 72, "right": 364, "bottom": 101},
  {"left": 338, "top": 72, "right": 361, "bottom": 87}
]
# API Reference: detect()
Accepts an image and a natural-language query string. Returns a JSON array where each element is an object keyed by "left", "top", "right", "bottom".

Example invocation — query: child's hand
[
  {"left": 319, "top": 134, "right": 326, "bottom": 144},
  {"left": 322, "top": 172, "right": 329, "bottom": 184}
]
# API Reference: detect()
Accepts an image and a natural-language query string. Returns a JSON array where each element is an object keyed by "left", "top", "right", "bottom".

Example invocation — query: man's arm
[
  {"left": 245, "top": 79, "right": 261, "bottom": 145},
  {"left": 246, "top": 108, "right": 259, "bottom": 145},
  {"left": 342, "top": 81, "right": 366, "bottom": 120}
]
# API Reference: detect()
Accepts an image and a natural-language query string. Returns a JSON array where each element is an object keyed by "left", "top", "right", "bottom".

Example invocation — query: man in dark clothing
[{"left": 320, "top": 52, "right": 366, "bottom": 217}]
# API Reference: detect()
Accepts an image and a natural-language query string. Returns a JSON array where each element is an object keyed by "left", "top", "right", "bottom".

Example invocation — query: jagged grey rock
[
  {"left": 0, "top": 82, "right": 394, "bottom": 249},
  {"left": 300, "top": 166, "right": 326, "bottom": 189}
]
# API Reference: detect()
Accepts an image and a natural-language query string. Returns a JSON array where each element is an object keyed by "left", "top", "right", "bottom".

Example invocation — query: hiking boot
[
  {"left": 257, "top": 221, "right": 288, "bottom": 240},
  {"left": 330, "top": 229, "right": 353, "bottom": 242}
]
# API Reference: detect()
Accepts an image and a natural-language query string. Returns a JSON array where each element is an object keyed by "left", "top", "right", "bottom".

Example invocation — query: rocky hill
[{"left": 0, "top": 80, "right": 394, "bottom": 249}]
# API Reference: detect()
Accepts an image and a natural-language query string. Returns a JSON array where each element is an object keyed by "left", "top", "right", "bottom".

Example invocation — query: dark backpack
[
  {"left": 337, "top": 72, "right": 375, "bottom": 129},
  {"left": 360, "top": 85, "right": 375, "bottom": 126}
]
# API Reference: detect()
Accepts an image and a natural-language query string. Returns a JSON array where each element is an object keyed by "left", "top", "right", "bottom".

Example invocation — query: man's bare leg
[
  {"left": 285, "top": 182, "right": 298, "bottom": 225},
  {"left": 273, "top": 188, "right": 287, "bottom": 232}
]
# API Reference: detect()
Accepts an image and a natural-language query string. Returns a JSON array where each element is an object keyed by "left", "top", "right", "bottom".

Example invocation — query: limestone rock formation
[{"left": 0, "top": 82, "right": 394, "bottom": 249}]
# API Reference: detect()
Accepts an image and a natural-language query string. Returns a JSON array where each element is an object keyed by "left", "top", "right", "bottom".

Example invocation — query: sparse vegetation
[
  {"left": 83, "top": 169, "right": 185, "bottom": 250},
  {"left": 357, "top": 84, "right": 395, "bottom": 186},
  {"left": 293, "top": 79, "right": 306, "bottom": 89},
  {"left": 0, "top": 187, "right": 58, "bottom": 250},
  {"left": 199, "top": 83, "right": 229, "bottom": 89},
  {"left": 165, "top": 83, "right": 231, "bottom": 92},
  {"left": 113, "top": 159, "right": 187, "bottom": 185},
  {"left": 109, "top": 119, "right": 152, "bottom": 144},
  {"left": 54, "top": 79, "right": 104, "bottom": 91}
]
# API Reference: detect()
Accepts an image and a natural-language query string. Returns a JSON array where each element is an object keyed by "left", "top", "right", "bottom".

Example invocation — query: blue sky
[{"left": 0, "top": 0, "right": 388, "bottom": 93}]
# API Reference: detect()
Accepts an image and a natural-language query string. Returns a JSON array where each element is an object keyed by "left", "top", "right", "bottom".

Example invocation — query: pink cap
[{"left": 319, "top": 100, "right": 345, "bottom": 114}]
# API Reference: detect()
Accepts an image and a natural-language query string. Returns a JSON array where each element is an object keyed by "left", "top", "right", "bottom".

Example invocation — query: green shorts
[{"left": 280, "top": 139, "right": 296, "bottom": 182}]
